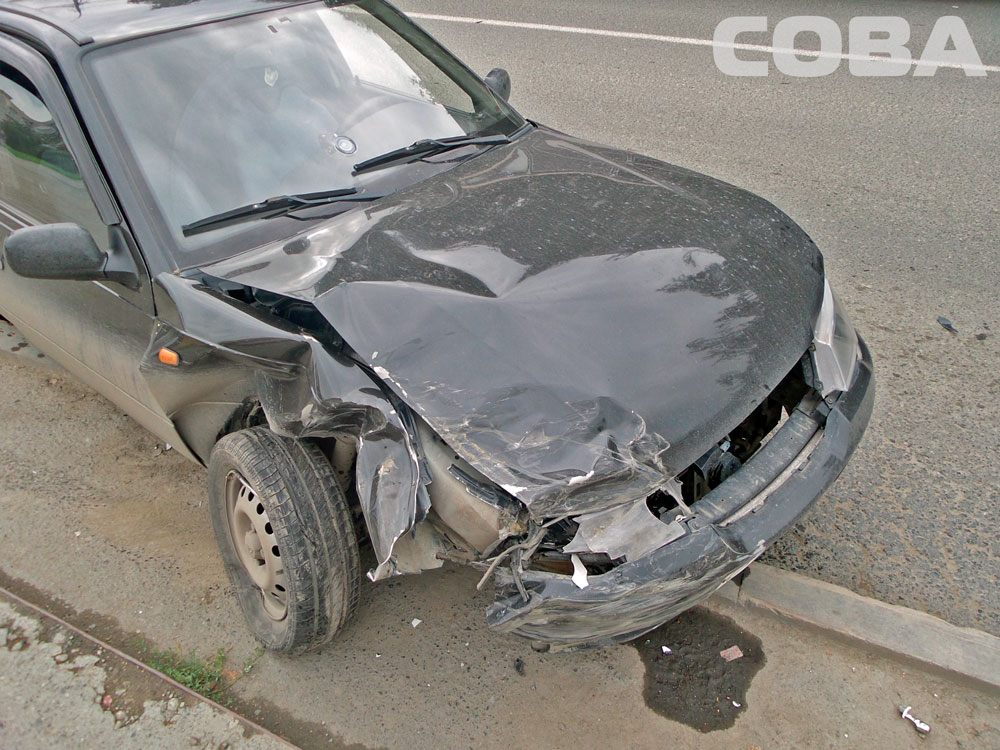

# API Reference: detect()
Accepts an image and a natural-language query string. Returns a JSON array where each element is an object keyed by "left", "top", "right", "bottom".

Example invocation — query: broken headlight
[{"left": 811, "top": 278, "right": 859, "bottom": 397}]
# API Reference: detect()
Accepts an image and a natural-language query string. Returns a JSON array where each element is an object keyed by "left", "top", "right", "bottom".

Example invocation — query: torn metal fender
[{"left": 142, "top": 273, "right": 426, "bottom": 579}]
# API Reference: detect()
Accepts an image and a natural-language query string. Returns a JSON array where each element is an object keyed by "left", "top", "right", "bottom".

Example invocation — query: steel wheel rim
[{"left": 225, "top": 471, "right": 288, "bottom": 620}]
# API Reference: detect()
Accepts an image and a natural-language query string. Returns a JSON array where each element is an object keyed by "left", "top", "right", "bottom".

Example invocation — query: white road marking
[{"left": 407, "top": 12, "right": 1000, "bottom": 74}]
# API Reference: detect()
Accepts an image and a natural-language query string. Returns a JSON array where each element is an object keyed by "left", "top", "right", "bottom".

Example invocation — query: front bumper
[{"left": 486, "top": 338, "right": 875, "bottom": 650}]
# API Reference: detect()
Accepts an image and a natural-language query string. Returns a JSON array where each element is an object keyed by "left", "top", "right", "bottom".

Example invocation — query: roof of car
[{"left": 0, "top": 0, "right": 314, "bottom": 45}]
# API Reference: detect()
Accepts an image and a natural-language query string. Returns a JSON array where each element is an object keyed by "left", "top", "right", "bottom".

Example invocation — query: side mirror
[
  {"left": 4, "top": 223, "right": 109, "bottom": 282},
  {"left": 484, "top": 68, "right": 511, "bottom": 101}
]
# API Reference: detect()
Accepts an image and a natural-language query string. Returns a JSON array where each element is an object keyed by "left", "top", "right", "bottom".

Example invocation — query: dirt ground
[{"left": 1, "top": 352, "right": 998, "bottom": 749}]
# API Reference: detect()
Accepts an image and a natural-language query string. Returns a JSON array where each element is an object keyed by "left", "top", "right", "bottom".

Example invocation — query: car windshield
[{"left": 84, "top": 0, "right": 525, "bottom": 267}]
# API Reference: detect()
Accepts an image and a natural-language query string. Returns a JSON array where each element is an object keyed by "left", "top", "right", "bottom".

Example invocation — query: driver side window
[{"left": 0, "top": 62, "right": 106, "bottom": 246}]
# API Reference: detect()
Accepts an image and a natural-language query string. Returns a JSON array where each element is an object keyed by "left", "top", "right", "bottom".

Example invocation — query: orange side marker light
[{"left": 158, "top": 347, "right": 180, "bottom": 366}]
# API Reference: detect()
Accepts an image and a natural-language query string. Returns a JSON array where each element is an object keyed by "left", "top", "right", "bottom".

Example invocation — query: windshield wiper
[
  {"left": 352, "top": 133, "right": 511, "bottom": 176},
  {"left": 182, "top": 188, "right": 383, "bottom": 236}
]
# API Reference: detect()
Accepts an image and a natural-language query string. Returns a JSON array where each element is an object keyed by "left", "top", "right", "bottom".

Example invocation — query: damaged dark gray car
[{"left": 0, "top": 0, "right": 873, "bottom": 652}]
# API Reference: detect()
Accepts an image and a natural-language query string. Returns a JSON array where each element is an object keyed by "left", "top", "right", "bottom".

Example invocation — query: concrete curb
[{"left": 711, "top": 563, "right": 1000, "bottom": 693}]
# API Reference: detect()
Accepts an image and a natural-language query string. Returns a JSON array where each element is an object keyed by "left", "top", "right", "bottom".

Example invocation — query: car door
[{"left": 0, "top": 37, "right": 191, "bottom": 454}]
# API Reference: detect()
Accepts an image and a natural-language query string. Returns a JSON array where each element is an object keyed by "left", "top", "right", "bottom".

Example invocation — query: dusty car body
[{"left": 0, "top": 0, "right": 872, "bottom": 651}]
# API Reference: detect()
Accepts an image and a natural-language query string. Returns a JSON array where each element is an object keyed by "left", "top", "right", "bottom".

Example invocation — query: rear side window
[{"left": 0, "top": 62, "right": 105, "bottom": 244}]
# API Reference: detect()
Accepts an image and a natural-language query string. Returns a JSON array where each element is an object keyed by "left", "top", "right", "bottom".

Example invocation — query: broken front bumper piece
[{"left": 486, "top": 339, "right": 874, "bottom": 650}]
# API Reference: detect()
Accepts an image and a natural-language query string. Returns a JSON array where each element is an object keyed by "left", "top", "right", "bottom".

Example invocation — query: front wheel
[{"left": 207, "top": 427, "right": 360, "bottom": 653}]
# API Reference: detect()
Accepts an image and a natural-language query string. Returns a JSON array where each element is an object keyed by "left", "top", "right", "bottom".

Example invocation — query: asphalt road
[{"left": 390, "top": 0, "right": 1000, "bottom": 637}]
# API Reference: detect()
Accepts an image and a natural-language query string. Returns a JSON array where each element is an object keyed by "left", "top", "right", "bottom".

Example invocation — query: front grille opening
[{"left": 652, "top": 357, "right": 813, "bottom": 513}]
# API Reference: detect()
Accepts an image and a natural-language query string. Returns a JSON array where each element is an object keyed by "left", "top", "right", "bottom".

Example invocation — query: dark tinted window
[{"left": 0, "top": 63, "right": 105, "bottom": 244}]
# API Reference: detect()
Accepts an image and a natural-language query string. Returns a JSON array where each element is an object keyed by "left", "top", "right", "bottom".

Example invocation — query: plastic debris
[
  {"left": 899, "top": 705, "right": 930, "bottom": 734},
  {"left": 732, "top": 701, "right": 741, "bottom": 708},
  {"left": 410, "top": 618, "right": 422, "bottom": 628},
  {"left": 570, "top": 554, "right": 590, "bottom": 589},
  {"left": 719, "top": 645, "right": 744, "bottom": 662},
  {"left": 661, "top": 646, "right": 672, "bottom": 654},
  {"left": 937, "top": 316, "right": 958, "bottom": 334},
  {"left": 101, "top": 694, "right": 113, "bottom": 709}
]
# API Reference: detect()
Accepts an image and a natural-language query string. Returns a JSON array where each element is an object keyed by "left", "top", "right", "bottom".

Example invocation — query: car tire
[{"left": 207, "top": 427, "right": 360, "bottom": 653}]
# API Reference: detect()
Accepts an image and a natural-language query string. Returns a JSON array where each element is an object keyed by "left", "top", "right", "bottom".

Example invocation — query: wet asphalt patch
[{"left": 631, "top": 606, "right": 765, "bottom": 732}]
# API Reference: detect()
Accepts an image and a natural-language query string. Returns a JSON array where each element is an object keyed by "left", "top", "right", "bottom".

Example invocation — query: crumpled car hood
[{"left": 200, "top": 127, "right": 824, "bottom": 516}]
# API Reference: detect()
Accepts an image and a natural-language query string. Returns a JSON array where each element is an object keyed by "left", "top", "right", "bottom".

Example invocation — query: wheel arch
[{"left": 172, "top": 395, "right": 268, "bottom": 464}]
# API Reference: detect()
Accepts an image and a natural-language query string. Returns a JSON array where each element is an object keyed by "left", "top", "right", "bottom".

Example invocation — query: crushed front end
[{"left": 482, "top": 334, "right": 873, "bottom": 650}]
